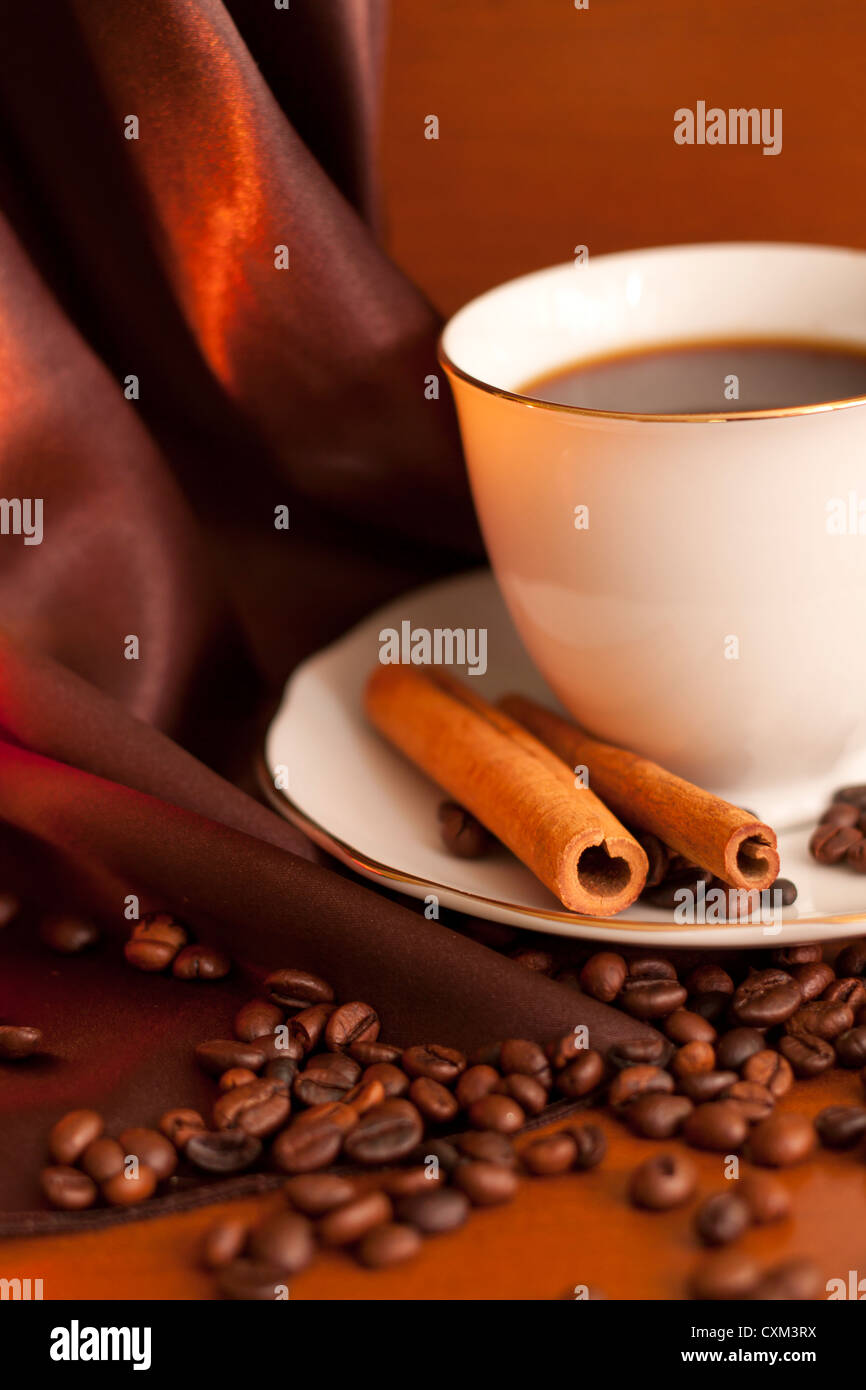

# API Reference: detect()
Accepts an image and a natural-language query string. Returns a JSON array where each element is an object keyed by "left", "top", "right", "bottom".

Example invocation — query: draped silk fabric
[{"left": 0, "top": 1, "right": 647, "bottom": 1221}]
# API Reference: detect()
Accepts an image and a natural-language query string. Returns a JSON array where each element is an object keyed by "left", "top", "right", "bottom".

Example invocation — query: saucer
[{"left": 261, "top": 569, "right": 866, "bottom": 949}]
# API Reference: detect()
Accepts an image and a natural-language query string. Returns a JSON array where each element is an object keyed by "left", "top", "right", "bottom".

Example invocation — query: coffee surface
[{"left": 522, "top": 340, "right": 866, "bottom": 414}]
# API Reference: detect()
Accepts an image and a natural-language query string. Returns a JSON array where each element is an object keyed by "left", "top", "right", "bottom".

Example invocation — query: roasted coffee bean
[
  {"left": 677, "top": 1070, "right": 739, "bottom": 1103},
  {"left": 395, "top": 1188, "right": 470, "bottom": 1234},
  {"left": 498, "top": 1074, "right": 548, "bottom": 1115},
  {"left": 408, "top": 1138, "right": 461, "bottom": 1174},
  {"left": 773, "top": 943, "right": 822, "bottom": 966},
  {"left": 579, "top": 951, "right": 627, "bottom": 1002},
  {"left": 245, "top": 1211, "right": 315, "bottom": 1271},
  {"left": 753, "top": 1257, "right": 821, "bottom": 1301},
  {"left": 124, "top": 912, "right": 187, "bottom": 971},
  {"left": 454, "top": 1160, "right": 519, "bottom": 1206},
  {"left": 810, "top": 822, "right": 862, "bottom": 864},
  {"left": 738, "top": 1172, "right": 791, "bottom": 1224},
  {"left": 41, "top": 1165, "right": 97, "bottom": 1210},
  {"left": 731, "top": 969, "right": 802, "bottom": 1027},
  {"left": 437, "top": 800, "right": 490, "bottom": 858},
  {"left": 342, "top": 1099, "right": 424, "bottom": 1164},
  {"left": 409, "top": 1076, "right": 459, "bottom": 1123},
  {"left": 456, "top": 1131, "right": 517, "bottom": 1167},
  {"left": 836, "top": 940, "right": 866, "bottom": 977},
  {"left": 402, "top": 1044, "right": 466, "bottom": 1084},
  {"left": 694, "top": 1191, "right": 752, "bottom": 1246},
  {"left": 570, "top": 1123, "right": 607, "bottom": 1170},
  {"left": 689, "top": 1250, "right": 761, "bottom": 1300},
  {"left": 671, "top": 1041, "right": 716, "bottom": 1078},
  {"left": 80, "top": 1136, "right": 125, "bottom": 1183},
  {"left": 742, "top": 1050, "right": 793, "bottom": 1098},
  {"left": 685, "top": 963, "right": 734, "bottom": 995},
  {"left": 608, "top": 1064, "right": 674, "bottom": 1110},
  {"left": 381, "top": 1166, "right": 444, "bottom": 1197},
  {"left": 49, "top": 1109, "right": 103, "bottom": 1165},
  {"left": 455, "top": 1064, "right": 499, "bottom": 1108},
  {"left": 642, "top": 866, "right": 714, "bottom": 910},
  {"left": 217, "top": 1258, "right": 291, "bottom": 1301},
  {"left": 103, "top": 1164, "right": 158, "bottom": 1206},
  {"left": 498, "top": 1038, "right": 551, "bottom": 1084},
  {"left": 835, "top": 1026, "right": 866, "bottom": 1068},
  {"left": 263, "top": 1057, "right": 300, "bottom": 1089},
  {"left": 186, "top": 1130, "right": 262, "bottom": 1173},
  {"left": 234, "top": 999, "right": 284, "bottom": 1042},
  {"left": 625, "top": 1093, "right": 693, "bottom": 1140},
  {"left": 510, "top": 948, "right": 555, "bottom": 973},
  {"left": 749, "top": 1112, "right": 816, "bottom": 1167},
  {"left": 264, "top": 968, "right": 334, "bottom": 1011},
  {"left": 172, "top": 944, "right": 231, "bottom": 980},
  {"left": 343, "top": 1079, "right": 386, "bottom": 1115},
  {"left": 778, "top": 1032, "right": 835, "bottom": 1078},
  {"left": 629, "top": 1152, "right": 697, "bottom": 1210},
  {"left": 786, "top": 999, "right": 854, "bottom": 1040},
  {"left": 271, "top": 1119, "right": 343, "bottom": 1174},
  {"left": 770, "top": 878, "right": 798, "bottom": 907},
  {"left": 349, "top": 1040, "right": 402, "bottom": 1066},
  {"left": 815, "top": 1104, "right": 866, "bottom": 1149},
  {"left": 286, "top": 1003, "right": 336, "bottom": 1054},
  {"left": 220, "top": 1068, "right": 259, "bottom": 1092},
  {"left": 823, "top": 976, "right": 866, "bottom": 1011},
  {"left": 39, "top": 914, "right": 99, "bottom": 954},
  {"left": 362, "top": 1062, "right": 409, "bottom": 1099},
  {"left": 0, "top": 1025, "right": 42, "bottom": 1059},
  {"left": 118, "top": 1127, "right": 178, "bottom": 1179},
  {"left": 467, "top": 1093, "right": 525, "bottom": 1134},
  {"left": 619, "top": 977, "right": 687, "bottom": 1020},
  {"left": 521, "top": 1131, "right": 578, "bottom": 1176},
  {"left": 821, "top": 801, "right": 860, "bottom": 827},
  {"left": 284, "top": 1174, "right": 358, "bottom": 1215},
  {"left": 317, "top": 1190, "right": 391, "bottom": 1247},
  {"left": 323, "top": 1002, "right": 379, "bottom": 1052},
  {"left": 248, "top": 1029, "right": 304, "bottom": 1063},
  {"left": 201, "top": 1219, "right": 249, "bottom": 1270},
  {"left": 721, "top": 1080, "right": 775, "bottom": 1123},
  {"left": 293, "top": 1053, "right": 360, "bottom": 1107},
  {"left": 835, "top": 783, "right": 866, "bottom": 806},
  {"left": 664, "top": 1010, "right": 716, "bottom": 1046},
  {"left": 159, "top": 1108, "right": 205, "bottom": 1148},
  {"left": 195, "top": 1039, "right": 266, "bottom": 1077},
  {"left": 715, "top": 1027, "right": 765, "bottom": 1072},
  {"left": 292, "top": 1100, "right": 356, "bottom": 1133},
  {"left": 214, "top": 1080, "right": 291, "bottom": 1137},
  {"left": 556, "top": 1049, "right": 604, "bottom": 1099},
  {"left": 607, "top": 1037, "right": 673, "bottom": 1071},
  {"left": 848, "top": 840, "right": 866, "bottom": 872},
  {"left": 688, "top": 991, "right": 731, "bottom": 1025},
  {"left": 791, "top": 961, "right": 835, "bottom": 1001},
  {"left": 357, "top": 1222, "right": 422, "bottom": 1268},
  {"left": 682, "top": 1102, "right": 748, "bottom": 1152}
]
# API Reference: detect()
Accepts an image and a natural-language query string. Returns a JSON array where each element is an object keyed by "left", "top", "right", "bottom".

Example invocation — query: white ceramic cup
[{"left": 440, "top": 242, "right": 866, "bottom": 827}]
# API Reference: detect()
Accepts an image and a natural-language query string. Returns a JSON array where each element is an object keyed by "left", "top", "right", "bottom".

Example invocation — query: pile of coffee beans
[
  {"left": 810, "top": 785, "right": 866, "bottom": 872},
  {"left": 40, "top": 1110, "right": 179, "bottom": 1211},
  {"left": 124, "top": 911, "right": 231, "bottom": 980}
]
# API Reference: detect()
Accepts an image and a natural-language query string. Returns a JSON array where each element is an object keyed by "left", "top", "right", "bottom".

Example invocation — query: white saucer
[{"left": 262, "top": 569, "right": 866, "bottom": 949}]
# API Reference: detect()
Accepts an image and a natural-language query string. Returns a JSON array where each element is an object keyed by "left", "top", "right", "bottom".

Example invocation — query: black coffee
[{"left": 522, "top": 340, "right": 866, "bottom": 414}]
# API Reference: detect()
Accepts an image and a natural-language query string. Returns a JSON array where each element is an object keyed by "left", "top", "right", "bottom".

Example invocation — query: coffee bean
[
  {"left": 821, "top": 801, "right": 860, "bottom": 827},
  {"left": 791, "top": 961, "right": 835, "bottom": 1001},
  {"left": 607, "top": 1037, "right": 673, "bottom": 1071},
  {"left": 721, "top": 1080, "right": 775, "bottom": 1123},
  {"left": 822, "top": 976, "right": 866, "bottom": 1012},
  {"left": 320, "top": 1190, "right": 393, "bottom": 1247},
  {"left": 41, "top": 1165, "right": 97, "bottom": 1210},
  {"left": 395, "top": 1188, "right": 470, "bottom": 1235},
  {"left": 742, "top": 1050, "right": 793, "bottom": 1097},
  {"left": 356, "top": 1222, "right": 422, "bottom": 1268},
  {"left": 217, "top": 1258, "right": 291, "bottom": 1301},
  {"left": 664, "top": 1010, "right": 716, "bottom": 1046},
  {"left": 234, "top": 1000, "right": 284, "bottom": 1042},
  {"left": 753, "top": 1257, "right": 821, "bottom": 1301},
  {"left": 848, "top": 840, "right": 866, "bottom": 872},
  {"left": 201, "top": 1219, "right": 249, "bottom": 1269},
  {"left": 49, "top": 1109, "right": 103, "bottom": 1164},
  {"left": 685, "top": 963, "right": 734, "bottom": 995},
  {"left": 362, "top": 1062, "right": 409, "bottom": 1099},
  {"left": 103, "top": 1164, "right": 158, "bottom": 1206},
  {"left": 579, "top": 952, "right": 627, "bottom": 1002},
  {"left": 556, "top": 1050, "right": 604, "bottom": 1099},
  {"left": 342, "top": 1099, "right": 424, "bottom": 1164},
  {"left": 467, "top": 1093, "right": 526, "bottom": 1134},
  {"left": 284, "top": 1174, "right": 358, "bottom": 1215},
  {"left": 349, "top": 1040, "right": 402, "bottom": 1066},
  {"left": 629, "top": 1152, "right": 697, "bottom": 1210},
  {"left": 220, "top": 1068, "right": 259, "bottom": 1092},
  {"left": 456, "top": 1131, "right": 517, "bottom": 1167},
  {"left": 195, "top": 1039, "right": 266, "bottom": 1077},
  {"left": 570, "top": 1123, "right": 607, "bottom": 1170},
  {"left": 186, "top": 1130, "right": 262, "bottom": 1173},
  {"left": 438, "top": 800, "right": 490, "bottom": 858},
  {"left": 682, "top": 1102, "right": 748, "bottom": 1152},
  {"left": 118, "top": 1127, "right": 178, "bottom": 1180},
  {"left": 324, "top": 1002, "right": 380, "bottom": 1052},
  {"left": 80, "top": 1137, "right": 125, "bottom": 1183},
  {"left": 749, "top": 1112, "right": 816, "bottom": 1166},
  {"left": 213, "top": 1080, "right": 291, "bottom": 1137},
  {"left": 689, "top": 1250, "right": 761, "bottom": 1300},
  {"left": 619, "top": 977, "right": 687, "bottom": 1020},
  {"left": 39, "top": 914, "right": 99, "bottom": 954},
  {"left": 778, "top": 1032, "right": 835, "bottom": 1078},
  {"left": 159, "top": 1108, "right": 205, "bottom": 1148},
  {"left": 272, "top": 1118, "right": 343, "bottom": 1173},
  {"left": 263, "top": 1057, "right": 300, "bottom": 1089},
  {"left": 694, "top": 1191, "right": 752, "bottom": 1246},
  {"left": 498, "top": 1038, "right": 551, "bottom": 1085},
  {"left": 688, "top": 991, "right": 730, "bottom": 1025},
  {"left": 454, "top": 1160, "right": 519, "bottom": 1206},
  {"left": 544, "top": 1031, "right": 589, "bottom": 1070},
  {"left": 381, "top": 1166, "right": 445, "bottom": 1197},
  {"left": 124, "top": 912, "right": 187, "bottom": 971},
  {"left": 456, "top": 1064, "right": 500, "bottom": 1108},
  {"left": 642, "top": 867, "right": 713, "bottom": 910},
  {"left": 731, "top": 969, "right": 802, "bottom": 1027},
  {"left": 835, "top": 1026, "right": 866, "bottom": 1068},
  {"left": 287, "top": 1003, "right": 336, "bottom": 1053},
  {"left": 402, "top": 1044, "right": 466, "bottom": 1084},
  {"left": 608, "top": 1064, "right": 674, "bottom": 1110},
  {"left": 835, "top": 784, "right": 866, "bottom": 805},
  {"left": 510, "top": 948, "right": 555, "bottom": 973},
  {"left": 810, "top": 821, "right": 863, "bottom": 863},
  {"left": 677, "top": 1070, "right": 739, "bottom": 1103},
  {"left": 409, "top": 1076, "right": 459, "bottom": 1123},
  {"left": 0, "top": 1025, "right": 42, "bottom": 1059},
  {"left": 770, "top": 878, "right": 798, "bottom": 907},
  {"left": 292, "top": 1101, "right": 357, "bottom": 1134},
  {"left": 671, "top": 1041, "right": 716, "bottom": 1078},
  {"left": 836, "top": 940, "right": 866, "bottom": 977},
  {"left": 499, "top": 1073, "right": 548, "bottom": 1115},
  {"left": 264, "top": 968, "right": 334, "bottom": 1011},
  {"left": 786, "top": 1000, "right": 854, "bottom": 1040},
  {"left": 172, "top": 944, "right": 231, "bottom": 980},
  {"left": 625, "top": 1093, "right": 694, "bottom": 1140},
  {"left": 343, "top": 1079, "right": 386, "bottom": 1115},
  {"left": 521, "top": 1131, "right": 578, "bottom": 1176},
  {"left": 737, "top": 1172, "right": 791, "bottom": 1224},
  {"left": 814, "top": 1104, "right": 866, "bottom": 1149},
  {"left": 715, "top": 1027, "right": 765, "bottom": 1072},
  {"left": 293, "top": 1053, "right": 360, "bottom": 1107},
  {"left": 240, "top": 1211, "right": 313, "bottom": 1271},
  {"left": 773, "top": 943, "right": 822, "bottom": 966}
]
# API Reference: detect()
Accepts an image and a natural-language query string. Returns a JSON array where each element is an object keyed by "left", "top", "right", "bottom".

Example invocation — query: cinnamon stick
[
  {"left": 364, "top": 666, "right": 648, "bottom": 916},
  {"left": 500, "top": 695, "right": 780, "bottom": 892}
]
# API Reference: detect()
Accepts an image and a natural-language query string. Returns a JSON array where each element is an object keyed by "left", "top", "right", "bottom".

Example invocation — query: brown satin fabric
[{"left": 0, "top": 0, "right": 650, "bottom": 1219}]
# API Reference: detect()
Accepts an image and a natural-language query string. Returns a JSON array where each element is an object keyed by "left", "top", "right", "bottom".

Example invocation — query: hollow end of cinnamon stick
[
  {"left": 567, "top": 836, "right": 649, "bottom": 918},
  {"left": 725, "top": 829, "right": 781, "bottom": 892}
]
